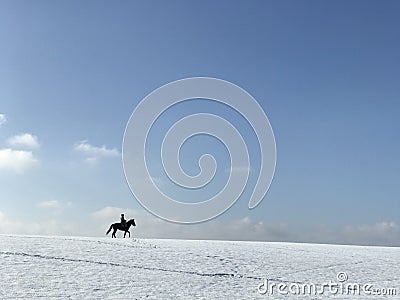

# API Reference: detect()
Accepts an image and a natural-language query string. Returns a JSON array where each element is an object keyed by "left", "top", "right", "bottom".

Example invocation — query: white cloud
[
  {"left": 74, "top": 140, "right": 120, "bottom": 163},
  {"left": 0, "top": 210, "right": 77, "bottom": 236},
  {"left": 338, "top": 221, "right": 400, "bottom": 246},
  {"left": 37, "top": 200, "right": 72, "bottom": 215},
  {"left": 7, "top": 133, "right": 40, "bottom": 149},
  {"left": 38, "top": 200, "right": 72, "bottom": 209},
  {"left": 0, "top": 148, "right": 39, "bottom": 173},
  {"left": 38, "top": 200, "right": 61, "bottom": 209},
  {"left": 0, "top": 114, "right": 6, "bottom": 127}
]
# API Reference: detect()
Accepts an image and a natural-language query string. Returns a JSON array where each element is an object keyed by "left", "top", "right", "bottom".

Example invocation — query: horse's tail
[{"left": 106, "top": 224, "right": 113, "bottom": 235}]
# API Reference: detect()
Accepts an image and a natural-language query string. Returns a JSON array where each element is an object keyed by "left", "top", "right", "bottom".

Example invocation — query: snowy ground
[{"left": 0, "top": 235, "right": 399, "bottom": 299}]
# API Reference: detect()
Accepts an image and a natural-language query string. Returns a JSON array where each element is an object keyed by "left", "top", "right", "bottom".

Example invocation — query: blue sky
[{"left": 0, "top": 1, "right": 399, "bottom": 246}]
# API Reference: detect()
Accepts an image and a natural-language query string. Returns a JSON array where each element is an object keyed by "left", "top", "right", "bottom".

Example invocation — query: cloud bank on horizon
[{"left": 0, "top": 206, "right": 399, "bottom": 247}]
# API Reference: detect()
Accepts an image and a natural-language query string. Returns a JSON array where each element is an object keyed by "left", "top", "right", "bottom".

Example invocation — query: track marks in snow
[{"left": 0, "top": 251, "right": 263, "bottom": 281}]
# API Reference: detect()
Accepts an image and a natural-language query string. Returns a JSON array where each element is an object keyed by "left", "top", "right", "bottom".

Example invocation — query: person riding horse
[
  {"left": 106, "top": 216, "right": 136, "bottom": 238},
  {"left": 120, "top": 213, "right": 127, "bottom": 229}
]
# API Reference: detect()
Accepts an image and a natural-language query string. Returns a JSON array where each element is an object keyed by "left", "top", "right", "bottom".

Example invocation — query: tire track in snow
[{"left": 0, "top": 251, "right": 300, "bottom": 284}]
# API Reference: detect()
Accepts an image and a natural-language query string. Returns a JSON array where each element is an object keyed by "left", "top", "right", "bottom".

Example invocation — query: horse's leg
[{"left": 112, "top": 228, "right": 117, "bottom": 238}]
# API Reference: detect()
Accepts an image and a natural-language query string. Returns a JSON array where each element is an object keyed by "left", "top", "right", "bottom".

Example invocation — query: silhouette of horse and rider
[{"left": 106, "top": 213, "right": 136, "bottom": 238}]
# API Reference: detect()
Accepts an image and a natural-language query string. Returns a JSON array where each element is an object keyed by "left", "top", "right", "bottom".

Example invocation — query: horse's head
[{"left": 128, "top": 219, "right": 136, "bottom": 226}]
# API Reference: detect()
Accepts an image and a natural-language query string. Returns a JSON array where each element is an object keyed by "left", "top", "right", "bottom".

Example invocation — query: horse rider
[{"left": 120, "top": 213, "right": 127, "bottom": 229}]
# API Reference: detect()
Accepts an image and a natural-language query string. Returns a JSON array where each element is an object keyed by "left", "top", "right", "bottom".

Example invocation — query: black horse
[{"left": 106, "top": 219, "right": 136, "bottom": 238}]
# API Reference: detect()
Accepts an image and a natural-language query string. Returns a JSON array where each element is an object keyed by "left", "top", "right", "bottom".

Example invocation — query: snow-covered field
[{"left": 0, "top": 235, "right": 399, "bottom": 299}]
